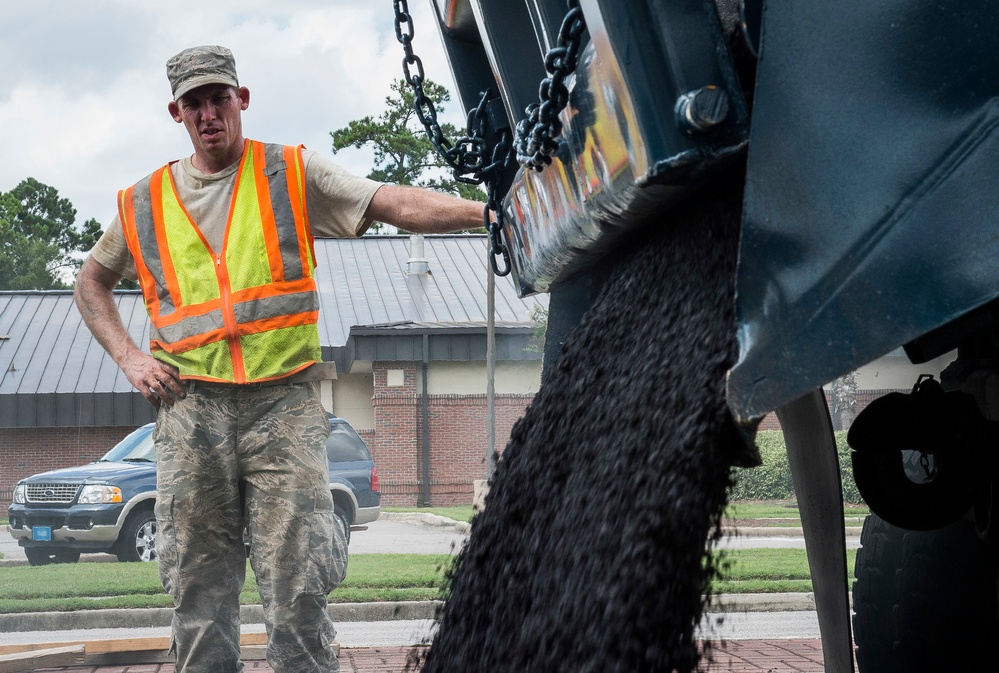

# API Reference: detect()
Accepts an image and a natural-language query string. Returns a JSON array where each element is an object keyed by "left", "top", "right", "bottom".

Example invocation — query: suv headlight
[
  {"left": 12, "top": 484, "right": 25, "bottom": 504},
  {"left": 78, "top": 485, "right": 123, "bottom": 504}
]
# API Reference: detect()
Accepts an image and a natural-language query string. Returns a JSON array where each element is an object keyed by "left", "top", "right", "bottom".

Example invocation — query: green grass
[
  {"left": 0, "top": 548, "right": 852, "bottom": 613},
  {"left": 0, "top": 554, "right": 455, "bottom": 614},
  {"left": 713, "top": 548, "right": 857, "bottom": 594},
  {"left": 724, "top": 501, "right": 869, "bottom": 522}
]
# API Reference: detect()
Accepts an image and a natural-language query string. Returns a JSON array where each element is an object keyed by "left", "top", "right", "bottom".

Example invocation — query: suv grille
[{"left": 26, "top": 483, "right": 80, "bottom": 503}]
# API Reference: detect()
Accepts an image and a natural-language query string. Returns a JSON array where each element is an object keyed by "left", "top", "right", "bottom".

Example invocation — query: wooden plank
[{"left": 0, "top": 644, "right": 85, "bottom": 673}]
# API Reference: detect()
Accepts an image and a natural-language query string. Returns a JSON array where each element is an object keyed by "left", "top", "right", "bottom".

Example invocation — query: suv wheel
[
  {"left": 335, "top": 507, "right": 351, "bottom": 546},
  {"left": 23, "top": 546, "right": 80, "bottom": 565},
  {"left": 52, "top": 549, "right": 81, "bottom": 564},
  {"left": 116, "top": 510, "right": 157, "bottom": 563}
]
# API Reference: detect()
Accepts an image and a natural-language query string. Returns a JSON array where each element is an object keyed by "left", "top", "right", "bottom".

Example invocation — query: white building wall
[
  {"left": 852, "top": 350, "right": 956, "bottom": 390},
  {"left": 425, "top": 361, "right": 542, "bottom": 395},
  {"left": 329, "top": 372, "right": 376, "bottom": 430}
]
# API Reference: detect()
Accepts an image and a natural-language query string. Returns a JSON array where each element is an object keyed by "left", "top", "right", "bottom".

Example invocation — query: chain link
[
  {"left": 514, "top": 0, "right": 587, "bottom": 171},
  {"left": 393, "top": 0, "right": 512, "bottom": 275}
]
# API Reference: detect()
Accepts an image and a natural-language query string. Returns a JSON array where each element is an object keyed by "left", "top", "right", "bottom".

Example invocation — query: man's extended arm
[
  {"left": 74, "top": 256, "right": 185, "bottom": 408},
  {"left": 364, "top": 184, "right": 485, "bottom": 233}
]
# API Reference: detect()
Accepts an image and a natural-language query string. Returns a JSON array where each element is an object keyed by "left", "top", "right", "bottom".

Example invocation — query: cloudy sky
[{"left": 0, "top": 0, "right": 458, "bottom": 229}]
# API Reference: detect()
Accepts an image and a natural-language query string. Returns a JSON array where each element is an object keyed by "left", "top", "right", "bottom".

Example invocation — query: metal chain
[
  {"left": 514, "top": 0, "right": 587, "bottom": 171},
  {"left": 393, "top": 0, "right": 512, "bottom": 275}
]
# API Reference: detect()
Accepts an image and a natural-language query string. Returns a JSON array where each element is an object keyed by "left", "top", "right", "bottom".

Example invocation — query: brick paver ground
[{"left": 32, "top": 639, "right": 827, "bottom": 673}]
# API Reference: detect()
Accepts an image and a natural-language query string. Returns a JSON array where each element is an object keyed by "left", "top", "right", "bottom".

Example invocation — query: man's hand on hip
[{"left": 122, "top": 351, "right": 185, "bottom": 409}]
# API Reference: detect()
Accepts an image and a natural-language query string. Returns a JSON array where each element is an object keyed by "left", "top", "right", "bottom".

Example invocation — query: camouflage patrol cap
[{"left": 166, "top": 45, "right": 239, "bottom": 100}]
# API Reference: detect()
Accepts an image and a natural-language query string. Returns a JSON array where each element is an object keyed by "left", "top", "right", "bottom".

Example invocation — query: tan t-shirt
[{"left": 91, "top": 148, "right": 382, "bottom": 281}]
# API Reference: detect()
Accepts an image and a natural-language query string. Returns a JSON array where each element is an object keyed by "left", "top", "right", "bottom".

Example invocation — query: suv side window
[{"left": 326, "top": 422, "right": 371, "bottom": 462}]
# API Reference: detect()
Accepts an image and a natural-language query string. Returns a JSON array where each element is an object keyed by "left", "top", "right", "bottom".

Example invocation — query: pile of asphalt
[{"left": 418, "top": 166, "right": 749, "bottom": 673}]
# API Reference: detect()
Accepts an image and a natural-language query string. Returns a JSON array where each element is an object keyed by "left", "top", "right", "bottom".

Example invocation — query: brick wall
[
  {"left": 0, "top": 426, "right": 134, "bottom": 508},
  {"left": 421, "top": 394, "right": 533, "bottom": 506},
  {"left": 366, "top": 362, "right": 534, "bottom": 507},
  {"left": 369, "top": 364, "right": 420, "bottom": 505}
]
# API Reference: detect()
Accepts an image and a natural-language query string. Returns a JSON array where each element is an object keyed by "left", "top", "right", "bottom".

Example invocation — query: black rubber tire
[
  {"left": 335, "top": 507, "right": 351, "bottom": 546},
  {"left": 852, "top": 514, "right": 902, "bottom": 671},
  {"left": 116, "top": 510, "right": 158, "bottom": 563},
  {"left": 23, "top": 546, "right": 81, "bottom": 565},
  {"left": 853, "top": 513, "right": 999, "bottom": 672},
  {"left": 24, "top": 547, "right": 53, "bottom": 566},
  {"left": 51, "top": 549, "right": 81, "bottom": 564}
]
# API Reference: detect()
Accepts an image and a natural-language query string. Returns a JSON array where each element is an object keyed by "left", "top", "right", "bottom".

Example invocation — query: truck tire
[
  {"left": 52, "top": 549, "right": 81, "bottom": 564},
  {"left": 24, "top": 547, "right": 52, "bottom": 566},
  {"left": 335, "top": 507, "right": 351, "bottom": 546},
  {"left": 853, "top": 513, "right": 998, "bottom": 672},
  {"left": 23, "top": 547, "right": 81, "bottom": 566},
  {"left": 116, "top": 510, "right": 158, "bottom": 563},
  {"left": 852, "top": 514, "right": 902, "bottom": 671}
]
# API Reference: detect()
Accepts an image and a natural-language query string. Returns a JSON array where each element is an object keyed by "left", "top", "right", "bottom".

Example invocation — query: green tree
[
  {"left": 0, "top": 178, "right": 102, "bottom": 290},
  {"left": 330, "top": 79, "right": 486, "bottom": 233}
]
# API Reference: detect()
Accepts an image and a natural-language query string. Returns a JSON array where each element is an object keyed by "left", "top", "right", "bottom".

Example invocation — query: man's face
[{"left": 168, "top": 83, "right": 249, "bottom": 170}]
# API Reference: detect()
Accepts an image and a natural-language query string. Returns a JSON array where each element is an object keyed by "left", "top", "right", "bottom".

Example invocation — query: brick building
[{"left": 0, "top": 235, "right": 545, "bottom": 508}]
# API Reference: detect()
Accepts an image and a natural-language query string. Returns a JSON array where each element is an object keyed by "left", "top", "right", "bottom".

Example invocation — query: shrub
[{"left": 729, "top": 430, "right": 863, "bottom": 503}]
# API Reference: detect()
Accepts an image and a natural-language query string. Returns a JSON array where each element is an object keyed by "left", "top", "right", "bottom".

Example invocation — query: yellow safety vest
[{"left": 119, "top": 140, "right": 322, "bottom": 383}]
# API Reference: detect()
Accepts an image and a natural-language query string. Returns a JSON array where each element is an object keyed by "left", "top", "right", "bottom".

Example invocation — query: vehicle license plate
[{"left": 32, "top": 526, "right": 52, "bottom": 542}]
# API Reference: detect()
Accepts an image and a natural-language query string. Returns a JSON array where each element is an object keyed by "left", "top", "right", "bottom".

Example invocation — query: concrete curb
[
  {"left": 379, "top": 512, "right": 471, "bottom": 534},
  {"left": 378, "top": 513, "right": 862, "bottom": 539},
  {"left": 0, "top": 593, "right": 822, "bottom": 634},
  {"left": 0, "top": 601, "right": 445, "bottom": 634},
  {"left": 730, "top": 526, "right": 863, "bottom": 538}
]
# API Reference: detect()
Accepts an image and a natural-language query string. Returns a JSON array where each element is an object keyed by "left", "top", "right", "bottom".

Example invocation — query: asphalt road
[{"left": 0, "top": 517, "right": 470, "bottom": 563}]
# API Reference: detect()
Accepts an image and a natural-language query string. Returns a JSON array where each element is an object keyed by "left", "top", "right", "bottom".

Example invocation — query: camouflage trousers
[{"left": 153, "top": 380, "right": 348, "bottom": 673}]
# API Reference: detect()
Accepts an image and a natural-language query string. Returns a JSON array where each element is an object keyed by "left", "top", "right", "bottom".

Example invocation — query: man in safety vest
[{"left": 74, "top": 45, "right": 485, "bottom": 673}]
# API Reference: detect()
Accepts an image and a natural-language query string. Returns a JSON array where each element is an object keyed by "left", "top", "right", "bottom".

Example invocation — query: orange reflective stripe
[
  {"left": 149, "top": 298, "right": 224, "bottom": 329},
  {"left": 151, "top": 312, "right": 318, "bottom": 350},
  {"left": 149, "top": 327, "right": 229, "bottom": 354},
  {"left": 255, "top": 141, "right": 284, "bottom": 282},
  {"left": 149, "top": 168, "right": 183, "bottom": 312},
  {"left": 118, "top": 186, "right": 162, "bottom": 321},
  {"left": 236, "top": 311, "right": 320, "bottom": 336},
  {"left": 231, "top": 278, "right": 316, "bottom": 304},
  {"left": 285, "top": 145, "right": 314, "bottom": 271}
]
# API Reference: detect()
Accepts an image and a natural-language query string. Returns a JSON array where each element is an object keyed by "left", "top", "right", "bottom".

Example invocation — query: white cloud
[{"left": 0, "top": 0, "right": 458, "bottom": 228}]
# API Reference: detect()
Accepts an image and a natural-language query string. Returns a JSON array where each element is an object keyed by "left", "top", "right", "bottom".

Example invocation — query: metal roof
[
  {"left": 314, "top": 235, "right": 543, "bottom": 340},
  {"left": 0, "top": 235, "right": 546, "bottom": 428}
]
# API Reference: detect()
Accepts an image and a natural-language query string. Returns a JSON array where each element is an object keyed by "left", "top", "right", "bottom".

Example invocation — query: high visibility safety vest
[{"left": 119, "top": 140, "right": 322, "bottom": 384}]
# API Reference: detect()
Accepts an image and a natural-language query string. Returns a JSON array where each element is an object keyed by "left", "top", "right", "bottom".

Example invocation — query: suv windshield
[
  {"left": 101, "top": 426, "right": 156, "bottom": 463},
  {"left": 327, "top": 422, "right": 372, "bottom": 462}
]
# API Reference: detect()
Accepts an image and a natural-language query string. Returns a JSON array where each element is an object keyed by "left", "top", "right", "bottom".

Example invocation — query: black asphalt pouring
[{"left": 419, "top": 167, "right": 750, "bottom": 673}]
